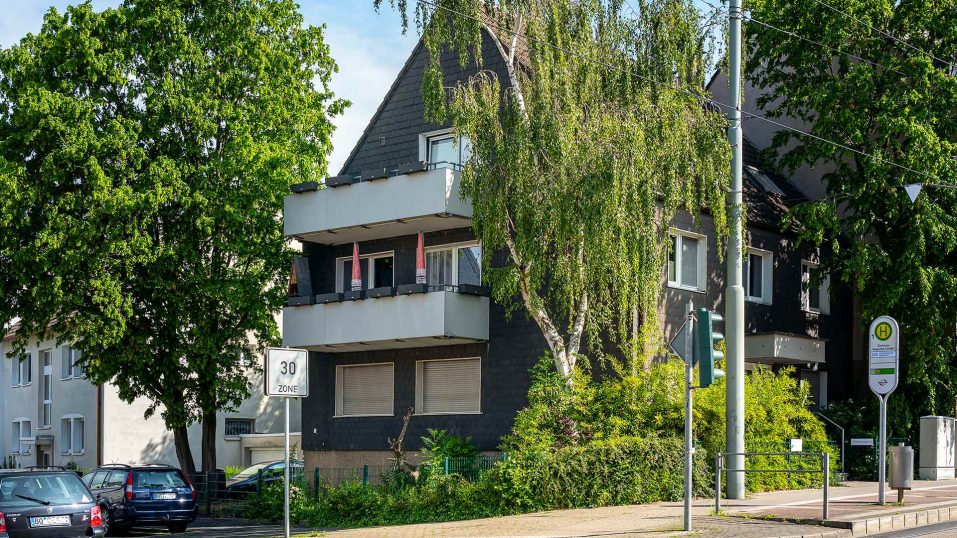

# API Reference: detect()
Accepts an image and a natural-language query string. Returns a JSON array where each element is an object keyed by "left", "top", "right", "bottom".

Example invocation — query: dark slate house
[{"left": 282, "top": 31, "right": 851, "bottom": 474}]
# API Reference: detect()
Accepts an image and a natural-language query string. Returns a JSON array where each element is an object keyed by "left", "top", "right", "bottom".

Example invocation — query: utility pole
[
  {"left": 725, "top": 0, "right": 746, "bottom": 500},
  {"left": 684, "top": 301, "right": 694, "bottom": 532}
]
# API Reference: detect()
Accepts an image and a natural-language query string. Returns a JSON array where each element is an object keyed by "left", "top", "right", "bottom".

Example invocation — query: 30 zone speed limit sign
[{"left": 265, "top": 347, "right": 308, "bottom": 397}]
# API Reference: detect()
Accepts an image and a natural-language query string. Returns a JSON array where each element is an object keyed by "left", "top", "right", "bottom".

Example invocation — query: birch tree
[{"left": 380, "top": 0, "right": 731, "bottom": 379}]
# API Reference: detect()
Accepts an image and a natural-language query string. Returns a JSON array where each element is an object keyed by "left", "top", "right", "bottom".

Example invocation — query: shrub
[{"left": 224, "top": 465, "right": 244, "bottom": 480}]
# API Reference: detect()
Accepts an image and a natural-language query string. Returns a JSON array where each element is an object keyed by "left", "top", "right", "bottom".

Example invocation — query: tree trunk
[
  {"left": 201, "top": 412, "right": 217, "bottom": 473},
  {"left": 173, "top": 426, "right": 196, "bottom": 475}
]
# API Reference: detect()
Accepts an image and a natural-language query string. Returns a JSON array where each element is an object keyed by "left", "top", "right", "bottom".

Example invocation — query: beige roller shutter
[
  {"left": 417, "top": 358, "right": 481, "bottom": 414},
  {"left": 336, "top": 363, "right": 394, "bottom": 416}
]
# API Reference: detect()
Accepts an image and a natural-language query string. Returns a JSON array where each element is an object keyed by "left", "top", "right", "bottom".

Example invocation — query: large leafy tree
[
  {"left": 0, "top": 0, "right": 345, "bottom": 472},
  {"left": 380, "top": 0, "right": 730, "bottom": 379},
  {"left": 747, "top": 1, "right": 957, "bottom": 423}
]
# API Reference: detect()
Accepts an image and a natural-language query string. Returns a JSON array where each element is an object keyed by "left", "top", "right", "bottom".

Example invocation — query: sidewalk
[
  {"left": 723, "top": 478, "right": 957, "bottom": 535},
  {"left": 319, "top": 479, "right": 957, "bottom": 537}
]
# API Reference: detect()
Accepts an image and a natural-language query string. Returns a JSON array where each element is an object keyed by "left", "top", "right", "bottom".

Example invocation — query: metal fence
[
  {"left": 187, "top": 467, "right": 306, "bottom": 517},
  {"left": 715, "top": 451, "right": 831, "bottom": 520}
]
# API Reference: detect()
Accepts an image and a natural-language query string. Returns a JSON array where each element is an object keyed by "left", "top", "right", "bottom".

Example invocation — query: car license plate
[
  {"left": 30, "top": 515, "right": 71, "bottom": 527},
  {"left": 153, "top": 492, "right": 177, "bottom": 500}
]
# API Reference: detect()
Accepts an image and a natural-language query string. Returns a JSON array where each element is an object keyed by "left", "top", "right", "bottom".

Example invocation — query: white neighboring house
[{"left": 0, "top": 331, "right": 301, "bottom": 471}]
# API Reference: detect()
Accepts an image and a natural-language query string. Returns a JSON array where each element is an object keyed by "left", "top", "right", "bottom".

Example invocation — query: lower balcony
[
  {"left": 282, "top": 289, "right": 489, "bottom": 352},
  {"left": 744, "top": 332, "right": 825, "bottom": 367}
]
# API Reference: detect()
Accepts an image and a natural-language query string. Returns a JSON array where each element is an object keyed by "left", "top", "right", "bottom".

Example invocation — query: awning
[
  {"left": 745, "top": 332, "right": 825, "bottom": 366},
  {"left": 35, "top": 435, "right": 54, "bottom": 447}
]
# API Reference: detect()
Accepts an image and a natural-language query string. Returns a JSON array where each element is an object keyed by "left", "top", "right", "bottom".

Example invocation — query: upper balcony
[
  {"left": 282, "top": 287, "right": 489, "bottom": 352},
  {"left": 284, "top": 165, "right": 472, "bottom": 245}
]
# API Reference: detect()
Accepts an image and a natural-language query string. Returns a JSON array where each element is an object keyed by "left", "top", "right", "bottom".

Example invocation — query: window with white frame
[
  {"left": 61, "top": 346, "right": 84, "bottom": 379},
  {"left": 40, "top": 350, "right": 53, "bottom": 428},
  {"left": 743, "top": 248, "right": 773, "bottom": 304},
  {"left": 801, "top": 261, "right": 830, "bottom": 314},
  {"left": 224, "top": 418, "right": 255, "bottom": 437},
  {"left": 60, "top": 416, "right": 84, "bottom": 455},
  {"left": 12, "top": 351, "right": 31, "bottom": 387},
  {"left": 12, "top": 419, "right": 32, "bottom": 455},
  {"left": 421, "top": 130, "right": 472, "bottom": 169},
  {"left": 415, "top": 358, "right": 481, "bottom": 415},
  {"left": 335, "top": 363, "right": 394, "bottom": 417},
  {"left": 426, "top": 243, "right": 482, "bottom": 289},
  {"left": 336, "top": 252, "right": 394, "bottom": 292},
  {"left": 667, "top": 231, "right": 707, "bottom": 292}
]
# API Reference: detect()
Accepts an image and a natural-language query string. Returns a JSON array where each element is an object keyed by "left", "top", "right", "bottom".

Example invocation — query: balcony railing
[
  {"left": 284, "top": 166, "right": 472, "bottom": 245},
  {"left": 282, "top": 289, "right": 489, "bottom": 352}
]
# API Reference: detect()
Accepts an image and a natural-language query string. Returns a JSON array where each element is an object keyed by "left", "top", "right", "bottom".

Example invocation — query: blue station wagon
[{"left": 82, "top": 464, "right": 196, "bottom": 534}]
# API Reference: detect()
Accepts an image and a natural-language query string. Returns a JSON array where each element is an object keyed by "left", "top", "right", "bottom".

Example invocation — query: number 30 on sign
[{"left": 265, "top": 347, "right": 309, "bottom": 398}]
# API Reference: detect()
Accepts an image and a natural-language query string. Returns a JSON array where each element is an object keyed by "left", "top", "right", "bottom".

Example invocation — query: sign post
[
  {"left": 265, "top": 347, "right": 309, "bottom": 538},
  {"left": 669, "top": 301, "right": 694, "bottom": 532},
  {"left": 868, "top": 316, "right": 899, "bottom": 505}
]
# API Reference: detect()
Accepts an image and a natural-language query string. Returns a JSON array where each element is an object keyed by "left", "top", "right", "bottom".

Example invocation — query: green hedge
[{"left": 496, "top": 436, "right": 711, "bottom": 511}]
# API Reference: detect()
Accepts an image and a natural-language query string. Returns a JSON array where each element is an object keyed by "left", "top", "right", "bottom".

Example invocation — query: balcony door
[{"left": 40, "top": 350, "right": 52, "bottom": 429}]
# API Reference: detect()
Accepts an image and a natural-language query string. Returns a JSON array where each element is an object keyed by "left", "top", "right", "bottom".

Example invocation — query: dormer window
[{"left": 420, "top": 129, "right": 472, "bottom": 169}]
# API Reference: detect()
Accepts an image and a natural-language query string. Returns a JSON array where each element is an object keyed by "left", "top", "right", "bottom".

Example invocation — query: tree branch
[{"left": 481, "top": 19, "right": 527, "bottom": 118}]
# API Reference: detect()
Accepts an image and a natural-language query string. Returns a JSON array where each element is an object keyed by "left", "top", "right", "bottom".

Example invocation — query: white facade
[{"left": 2, "top": 335, "right": 300, "bottom": 471}]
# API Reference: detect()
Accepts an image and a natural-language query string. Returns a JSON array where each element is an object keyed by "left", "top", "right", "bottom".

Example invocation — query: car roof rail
[
  {"left": 99, "top": 463, "right": 133, "bottom": 469},
  {"left": 140, "top": 463, "right": 176, "bottom": 468},
  {"left": 24, "top": 465, "right": 69, "bottom": 471}
]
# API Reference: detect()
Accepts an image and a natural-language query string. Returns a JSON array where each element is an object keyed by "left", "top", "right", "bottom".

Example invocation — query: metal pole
[
  {"left": 823, "top": 452, "right": 830, "bottom": 520},
  {"left": 878, "top": 394, "right": 887, "bottom": 505},
  {"left": 725, "top": 0, "right": 747, "bottom": 501},
  {"left": 284, "top": 396, "right": 290, "bottom": 538},
  {"left": 715, "top": 453, "right": 722, "bottom": 514},
  {"left": 684, "top": 301, "right": 695, "bottom": 532}
]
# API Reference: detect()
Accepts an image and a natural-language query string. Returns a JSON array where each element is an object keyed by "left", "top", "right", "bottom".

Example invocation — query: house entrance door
[{"left": 36, "top": 445, "right": 52, "bottom": 467}]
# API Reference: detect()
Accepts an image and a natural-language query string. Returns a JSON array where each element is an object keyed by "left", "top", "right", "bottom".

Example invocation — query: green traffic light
[{"left": 697, "top": 308, "right": 725, "bottom": 388}]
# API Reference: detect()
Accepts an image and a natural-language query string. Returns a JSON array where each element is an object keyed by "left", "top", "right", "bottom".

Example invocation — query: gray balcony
[
  {"left": 284, "top": 167, "right": 471, "bottom": 245},
  {"left": 282, "top": 290, "right": 489, "bottom": 352},
  {"left": 745, "top": 332, "right": 825, "bottom": 366}
]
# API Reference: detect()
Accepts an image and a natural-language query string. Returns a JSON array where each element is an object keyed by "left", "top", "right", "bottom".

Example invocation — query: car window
[
  {"left": 88, "top": 471, "right": 109, "bottom": 490},
  {"left": 0, "top": 473, "right": 92, "bottom": 508},
  {"left": 105, "top": 470, "right": 127, "bottom": 488},
  {"left": 231, "top": 462, "right": 271, "bottom": 481},
  {"left": 134, "top": 469, "right": 187, "bottom": 488}
]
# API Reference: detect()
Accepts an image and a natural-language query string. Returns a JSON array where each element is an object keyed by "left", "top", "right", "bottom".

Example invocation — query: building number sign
[{"left": 265, "top": 347, "right": 309, "bottom": 398}]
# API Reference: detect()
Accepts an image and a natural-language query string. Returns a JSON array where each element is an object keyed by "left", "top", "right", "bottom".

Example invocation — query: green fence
[{"left": 311, "top": 454, "right": 508, "bottom": 494}]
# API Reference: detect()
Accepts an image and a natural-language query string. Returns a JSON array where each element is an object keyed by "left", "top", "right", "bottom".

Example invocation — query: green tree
[
  {"left": 379, "top": 0, "right": 730, "bottom": 379},
  {"left": 0, "top": 0, "right": 346, "bottom": 472},
  {"left": 746, "top": 0, "right": 957, "bottom": 423}
]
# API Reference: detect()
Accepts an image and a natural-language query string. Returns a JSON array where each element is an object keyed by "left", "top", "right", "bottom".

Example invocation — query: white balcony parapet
[
  {"left": 282, "top": 290, "right": 489, "bottom": 352},
  {"left": 284, "top": 167, "right": 471, "bottom": 245},
  {"left": 744, "top": 332, "right": 824, "bottom": 365}
]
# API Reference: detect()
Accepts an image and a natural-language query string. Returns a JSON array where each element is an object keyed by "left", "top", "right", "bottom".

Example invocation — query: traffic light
[{"left": 697, "top": 308, "right": 726, "bottom": 388}]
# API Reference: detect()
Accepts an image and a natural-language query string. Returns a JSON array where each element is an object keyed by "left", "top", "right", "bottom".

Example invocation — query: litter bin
[{"left": 890, "top": 444, "right": 914, "bottom": 503}]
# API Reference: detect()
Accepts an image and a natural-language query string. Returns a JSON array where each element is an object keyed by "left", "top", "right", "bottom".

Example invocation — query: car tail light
[
  {"left": 90, "top": 506, "right": 103, "bottom": 528},
  {"left": 0, "top": 511, "right": 6, "bottom": 532},
  {"left": 182, "top": 472, "right": 197, "bottom": 500},
  {"left": 125, "top": 471, "right": 134, "bottom": 500}
]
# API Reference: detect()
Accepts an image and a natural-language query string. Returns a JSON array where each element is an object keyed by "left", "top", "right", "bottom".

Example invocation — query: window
[
  {"left": 12, "top": 351, "right": 31, "bottom": 387},
  {"left": 667, "top": 231, "right": 707, "bottom": 292},
  {"left": 336, "top": 252, "right": 394, "bottom": 292},
  {"left": 60, "top": 416, "right": 84, "bottom": 455},
  {"left": 335, "top": 363, "right": 394, "bottom": 417},
  {"left": 801, "top": 261, "right": 831, "bottom": 314},
  {"left": 12, "top": 419, "right": 32, "bottom": 455},
  {"left": 743, "top": 249, "right": 773, "bottom": 304},
  {"left": 415, "top": 358, "right": 481, "bottom": 415},
  {"left": 422, "top": 130, "right": 472, "bottom": 169},
  {"left": 61, "top": 346, "right": 84, "bottom": 379},
  {"left": 40, "top": 350, "right": 53, "bottom": 428},
  {"left": 225, "top": 418, "right": 255, "bottom": 437},
  {"left": 426, "top": 243, "right": 482, "bottom": 289}
]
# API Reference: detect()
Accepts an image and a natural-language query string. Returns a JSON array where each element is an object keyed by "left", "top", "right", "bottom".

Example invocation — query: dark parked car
[
  {"left": 223, "top": 460, "right": 304, "bottom": 498},
  {"left": 0, "top": 467, "right": 106, "bottom": 537},
  {"left": 81, "top": 464, "right": 196, "bottom": 534}
]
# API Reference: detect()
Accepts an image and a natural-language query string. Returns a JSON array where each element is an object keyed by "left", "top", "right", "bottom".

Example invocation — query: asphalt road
[
  {"left": 110, "top": 519, "right": 307, "bottom": 537},
  {"left": 875, "top": 519, "right": 957, "bottom": 537}
]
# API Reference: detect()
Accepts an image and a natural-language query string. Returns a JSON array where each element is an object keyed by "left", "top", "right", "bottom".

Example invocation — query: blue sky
[{"left": 1, "top": 1, "right": 716, "bottom": 176}]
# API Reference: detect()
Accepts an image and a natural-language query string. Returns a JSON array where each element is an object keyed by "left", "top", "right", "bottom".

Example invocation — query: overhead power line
[{"left": 414, "top": 0, "right": 948, "bottom": 184}]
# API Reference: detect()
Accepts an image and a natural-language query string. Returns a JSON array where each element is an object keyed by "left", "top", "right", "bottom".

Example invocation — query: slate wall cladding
[
  {"left": 302, "top": 303, "right": 547, "bottom": 452},
  {"left": 339, "top": 32, "right": 510, "bottom": 177},
  {"left": 662, "top": 211, "right": 852, "bottom": 403}
]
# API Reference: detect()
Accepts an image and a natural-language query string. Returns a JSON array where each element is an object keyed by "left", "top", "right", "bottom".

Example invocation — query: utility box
[{"left": 919, "top": 416, "right": 956, "bottom": 480}]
